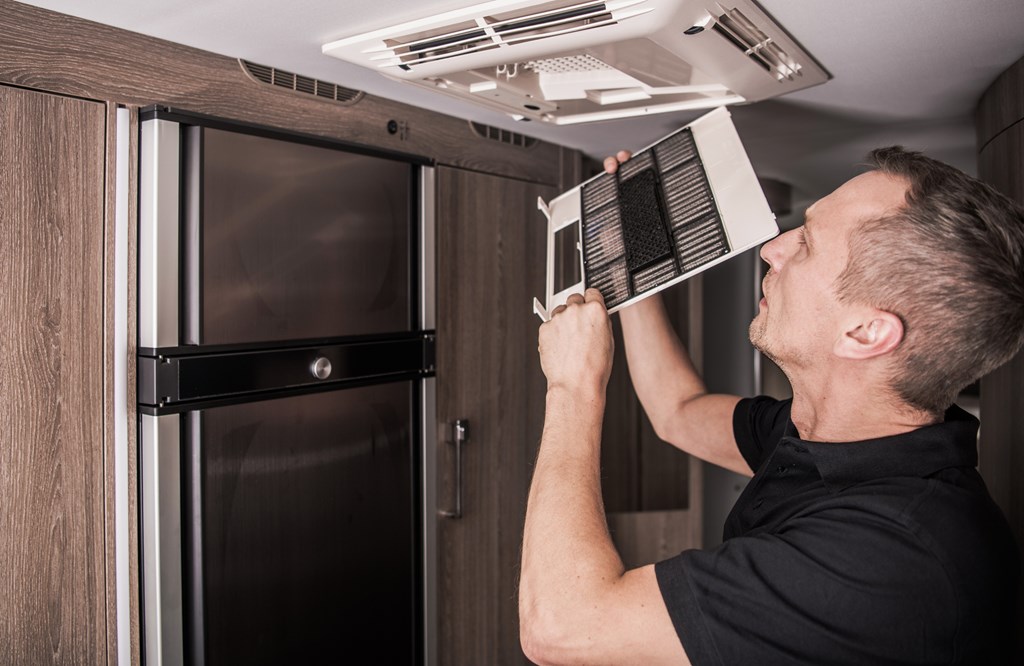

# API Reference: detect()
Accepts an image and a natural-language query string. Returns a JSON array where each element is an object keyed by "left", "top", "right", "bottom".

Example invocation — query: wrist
[{"left": 545, "top": 382, "right": 607, "bottom": 412}]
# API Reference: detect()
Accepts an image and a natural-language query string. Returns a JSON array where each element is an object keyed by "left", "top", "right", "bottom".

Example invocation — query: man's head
[
  {"left": 751, "top": 146, "right": 1024, "bottom": 417},
  {"left": 836, "top": 147, "right": 1024, "bottom": 415}
]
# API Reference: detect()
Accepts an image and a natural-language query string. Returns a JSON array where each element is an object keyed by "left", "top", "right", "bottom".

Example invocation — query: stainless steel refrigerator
[{"left": 137, "top": 108, "right": 436, "bottom": 665}]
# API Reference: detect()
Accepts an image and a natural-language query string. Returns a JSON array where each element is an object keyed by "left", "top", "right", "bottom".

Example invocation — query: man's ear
[{"left": 834, "top": 309, "right": 904, "bottom": 360}]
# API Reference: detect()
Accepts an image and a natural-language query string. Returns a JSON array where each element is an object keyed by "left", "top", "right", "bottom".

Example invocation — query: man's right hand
[{"left": 602, "top": 150, "right": 632, "bottom": 175}]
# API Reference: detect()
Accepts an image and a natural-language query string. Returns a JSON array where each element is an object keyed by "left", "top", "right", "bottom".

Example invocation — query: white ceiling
[{"left": 17, "top": 0, "right": 1024, "bottom": 216}]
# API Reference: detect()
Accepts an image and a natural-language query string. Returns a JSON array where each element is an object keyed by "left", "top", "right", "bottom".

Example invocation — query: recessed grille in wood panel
[
  {"left": 469, "top": 121, "right": 538, "bottom": 148},
  {"left": 240, "top": 59, "right": 364, "bottom": 105},
  {"left": 580, "top": 128, "right": 729, "bottom": 309}
]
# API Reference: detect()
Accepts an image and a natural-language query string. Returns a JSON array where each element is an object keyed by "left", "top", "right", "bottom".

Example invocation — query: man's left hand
[{"left": 538, "top": 288, "right": 614, "bottom": 397}]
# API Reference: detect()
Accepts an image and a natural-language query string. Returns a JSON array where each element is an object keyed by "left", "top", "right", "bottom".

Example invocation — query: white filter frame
[{"left": 532, "top": 106, "right": 777, "bottom": 320}]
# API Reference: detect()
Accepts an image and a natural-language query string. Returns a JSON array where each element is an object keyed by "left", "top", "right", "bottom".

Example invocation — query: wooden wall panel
[
  {"left": 435, "top": 167, "right": 553, "bottom": 666},
  {"left": 976, "top": 55, "right": 1024, "bottom": 152},
  {"left": 639, "top": 284, "right": 695, "bottom": 511},
  {"left": 0, "top": 0, "right": 563, "bottom": 187},
  {"left": 601, "top": 316, "right": 642, "bottom": 511},
  {"left": 0, "top": 85, "right": 107, "bottom": 664},
  {"left": 601, "top": 283, "right": 700, "bottom": 514},
  {"left": 976, "top": 52, "right": 1024, "bottom": 661}
]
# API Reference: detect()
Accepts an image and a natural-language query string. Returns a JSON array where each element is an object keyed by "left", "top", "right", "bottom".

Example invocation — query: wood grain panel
[
  {"left": 976, "top": 55, "right": 1024, "bottom": 151},
  {"left": 977, "top": 80, "right": 1024, "bottom": 662},
  {"left": 639, "top": 283, "right": 694, "bottom": 511},
  {"left": 601, "top": 317, "right": 642, "bottom": 512},
  {"left": 608, "top": 507, "right": 701, "bottom": 570},
  {"left": 0, "top": 0, "right": 561, "bottom": 186},
  {"left": 602, "top": 281, "right": 702, "bottom": 513},
  {"left": 978, "top": 106, "right": 1024, "bottom": 530},
  {"left": 0, "top": 85, "right": 107, "bottom": 664},
  {"left": 102, "top": 100, "right": 118, "bottom": 666},
  {"left": 436, "top": 167, "right": 553, "bottom": 665},
  {"left": 125, "top": 106, "right": 142, "bottom": 666}
]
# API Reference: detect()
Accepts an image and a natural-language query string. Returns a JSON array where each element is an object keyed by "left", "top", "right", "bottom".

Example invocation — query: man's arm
[
  {"left": 520, "top": 289, "right": 688, "bottom": 666},
  {"left": 619, "top": 295, "right": 751, "bottom": 476},
  {"left": 604, "top": 150, "right": 751, "bottom": 477}
]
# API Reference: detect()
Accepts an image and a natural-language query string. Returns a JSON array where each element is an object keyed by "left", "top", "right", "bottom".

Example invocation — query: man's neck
[{"left": 787, "top": 371, "right": 938, "bottom": 443}]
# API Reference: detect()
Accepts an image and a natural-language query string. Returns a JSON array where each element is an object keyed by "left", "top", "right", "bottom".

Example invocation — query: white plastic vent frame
[
  {"left": 532, "top": 106, "right": 777, "bottom": 321},
  {"left": 322, "top": 0, "right": 830, "bottom": 126}
]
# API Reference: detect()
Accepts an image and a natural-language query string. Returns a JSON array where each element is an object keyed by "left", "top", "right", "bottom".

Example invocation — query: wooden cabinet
[
  {"left": 434, "top": 166, "right": 554, "bottom": 665},
  {"left": 976, "top": 53, "right": 1024, "bottom": 661},
  {"left": 603, "top": 285, "right": 703, "bottom": 568},
  {"left": 0, "top": 5, "right": 705, "bottom": 665},
  {"left": 433, "top": 165, "right": 703, "bottom": 662},
  {"left": 0, "top": 85, "right": 108, "bottom": 663}
]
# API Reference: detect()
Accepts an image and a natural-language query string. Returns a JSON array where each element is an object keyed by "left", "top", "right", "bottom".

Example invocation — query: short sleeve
[
  {"left": 732, "top": 396, "right": 791, "bottom": 473},
  {"left": 654, "top": 510, "right": 957, "bottom": 666}
]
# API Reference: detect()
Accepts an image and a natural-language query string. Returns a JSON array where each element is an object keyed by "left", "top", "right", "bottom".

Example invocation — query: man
[{"left": 519, "top": 147, "right": 1024, "bottom": 665}]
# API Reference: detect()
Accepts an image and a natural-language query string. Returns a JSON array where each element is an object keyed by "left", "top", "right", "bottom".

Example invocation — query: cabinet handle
[{"left": 440, "top": 419, "right": 469, "bottom": 519}]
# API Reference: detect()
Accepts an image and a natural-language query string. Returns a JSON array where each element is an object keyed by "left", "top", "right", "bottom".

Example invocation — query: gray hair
[{"left": 835, "top": 146, "right": 1024, "bottom": 416}]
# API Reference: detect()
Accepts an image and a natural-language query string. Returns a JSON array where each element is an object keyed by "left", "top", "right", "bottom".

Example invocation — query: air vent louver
[
  {"left": 240, "top": 60, "right": 364, "bottom": 104},
  {"left": 469, "top": 121, "right": 539, "bottom": 148},
  {"left": 322, "top": 0, "right": 830, "bottom": 125},
  {"left": 375, "top": 0, "right": 624, "bottom": 70},
  {"left": 712, "top": 8, "right": 803, "bottom": 81}
]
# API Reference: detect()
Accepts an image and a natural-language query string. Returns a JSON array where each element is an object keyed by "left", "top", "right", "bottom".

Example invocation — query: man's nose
[{"left": 760, "top": 231, "right": 788, "bottom": 269}]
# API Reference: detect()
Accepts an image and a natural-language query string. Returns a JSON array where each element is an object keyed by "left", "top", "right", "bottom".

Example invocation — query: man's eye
[{"left": 797, "top": 228, "right": 807, "bottom": 245}]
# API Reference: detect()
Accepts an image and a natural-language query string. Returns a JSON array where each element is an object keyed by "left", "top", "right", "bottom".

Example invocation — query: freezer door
[{"left": 184, "top": 126, "right": 416, "bottom": 345}]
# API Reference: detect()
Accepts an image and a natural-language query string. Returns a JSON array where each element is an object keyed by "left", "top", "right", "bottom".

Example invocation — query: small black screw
[{"left": 387, "top": 119, "right": 399, "bottom": 134}]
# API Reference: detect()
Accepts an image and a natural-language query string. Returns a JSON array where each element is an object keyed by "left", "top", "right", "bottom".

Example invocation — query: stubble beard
[{"left": 749, "top": 313, "right": 783, "bottom": 367}]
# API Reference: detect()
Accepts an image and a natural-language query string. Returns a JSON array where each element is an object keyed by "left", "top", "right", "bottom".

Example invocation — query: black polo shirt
[{"left": 655, "top": 396, "right": 1019, "bottom": 665}]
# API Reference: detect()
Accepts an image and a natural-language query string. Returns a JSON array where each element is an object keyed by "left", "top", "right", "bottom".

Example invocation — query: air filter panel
[{"left": 533, "top": 106, "right": 777, "bottom": 320}]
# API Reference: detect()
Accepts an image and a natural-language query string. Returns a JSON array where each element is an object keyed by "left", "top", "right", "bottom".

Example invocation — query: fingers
[
  {"left": 602, "top": 150, "right": 632, "bottom": 174},
  {"left": 584, "top": 288, "right": 606, "bottom": 309},
  {"left": 549, "top": 290, "right": 606, "bottom": 320}
]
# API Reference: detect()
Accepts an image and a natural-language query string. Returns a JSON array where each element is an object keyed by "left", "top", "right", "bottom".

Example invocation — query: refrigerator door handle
[{"left": 440, "top": 419, "right": 469, "bottom": 519}]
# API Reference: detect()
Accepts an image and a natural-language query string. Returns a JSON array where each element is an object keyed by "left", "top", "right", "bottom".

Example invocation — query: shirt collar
[{"left": 780, "top": 404, "right": 979, "bottom": 492}]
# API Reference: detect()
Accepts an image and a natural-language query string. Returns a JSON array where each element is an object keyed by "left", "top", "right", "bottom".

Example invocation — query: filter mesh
[
  {"left": 582, "top": 173, "right": 618, "bottom": 215},
  {"left": 580, "top": 128, "right": 730, "bottom": 309},
  {"left": 619, "top": 169, "right": 672, "bottom": 271}
]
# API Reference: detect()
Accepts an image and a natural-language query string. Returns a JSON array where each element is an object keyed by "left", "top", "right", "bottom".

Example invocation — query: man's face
[{"left": 749, "top": 171, "right": 908, "bottom": 371}]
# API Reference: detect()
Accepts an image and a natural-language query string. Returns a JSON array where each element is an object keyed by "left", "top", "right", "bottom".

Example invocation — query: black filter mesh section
[{"left": 619, "top": 169, "right": 672, "bottom": 271}]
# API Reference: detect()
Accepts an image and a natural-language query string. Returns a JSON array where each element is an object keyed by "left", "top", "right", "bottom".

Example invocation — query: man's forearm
[
  {"left": 619, "top": 294, "right": 707, "bottom": 433},
  {"left": 520, "top": 386, "right": 624, "bottom": 655}
]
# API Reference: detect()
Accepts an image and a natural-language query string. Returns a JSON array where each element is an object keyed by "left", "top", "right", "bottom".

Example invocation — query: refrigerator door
[
  {"left": 185, "top": 126, "right": 415, "bottom": 345},
  {"left": 183, "top": 382, "right": 419, "bottom": 664}
]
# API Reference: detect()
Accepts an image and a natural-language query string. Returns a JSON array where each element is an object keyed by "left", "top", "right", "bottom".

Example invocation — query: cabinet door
[
  {"left": 0, "top": 86, "right": 107, "bottom": 661},
  {"left": 435, "top": 167, "right": 553, "bottom": 665}
]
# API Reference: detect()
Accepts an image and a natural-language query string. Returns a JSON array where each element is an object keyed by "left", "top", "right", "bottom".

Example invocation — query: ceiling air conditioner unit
[{"left": 322, "top": 0, "right": 830, "bottom": 124}]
